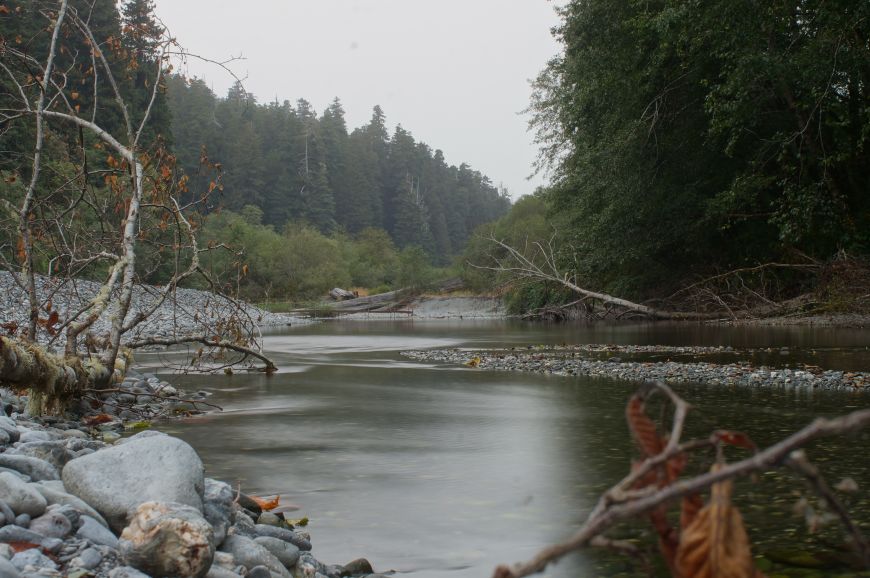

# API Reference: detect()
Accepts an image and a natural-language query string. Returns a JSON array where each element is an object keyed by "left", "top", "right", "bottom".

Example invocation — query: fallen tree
[
  {"left": 0, "top": 0, "right": 271, "bottom": 414},
  {"left": 474, "top": 234, "right": 822, "bottom": 321}
]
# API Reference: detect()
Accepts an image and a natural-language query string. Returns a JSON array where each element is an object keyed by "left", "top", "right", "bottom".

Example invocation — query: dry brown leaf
[
  {"left": 626, "top": 394, "right": 664, "bottom": 457},
  {"left": 675, "top": 464, "right": 764, "bottom": 578},
  {"left": 680, "top": 492, "right": 705, "bottom": 531}
]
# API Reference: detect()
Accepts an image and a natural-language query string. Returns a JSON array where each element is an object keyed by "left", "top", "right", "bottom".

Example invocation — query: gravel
[
  {"left": 403, "top": 344, "right": 869, "bottom": 391},
  {"left": 0, "top": 271, "right": 309, "bottom": 351}
]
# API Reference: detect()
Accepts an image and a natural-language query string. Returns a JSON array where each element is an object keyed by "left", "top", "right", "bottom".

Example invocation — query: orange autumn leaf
[
  {"left": 250, "top": 495, "right": 280, "bottom": 511},
  {"left": 83, "top": 413, "right": 114, "bottom": 426},
  {"left": 675, "top": 464, "right": 765, "bottom": 578},
  {"left": 8, "top": 542, "right": 41, "bottom": 553},
  {"left": 713, "top": 430, "right": 757, "bottom": 451}
]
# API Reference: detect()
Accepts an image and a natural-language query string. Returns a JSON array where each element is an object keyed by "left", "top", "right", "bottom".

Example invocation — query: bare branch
[{"left": 494, "top": 404, "right": 870, "bottom": 578}]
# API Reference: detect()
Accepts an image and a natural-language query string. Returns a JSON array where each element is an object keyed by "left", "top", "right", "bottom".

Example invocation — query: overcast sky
[{"left": 152, "top": 0, "right": 562, "bottom": 200}]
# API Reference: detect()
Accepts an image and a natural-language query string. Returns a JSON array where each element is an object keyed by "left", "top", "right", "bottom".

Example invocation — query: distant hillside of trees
[{"left": 166, "top": 77, "right": 511, "bottom": 265}]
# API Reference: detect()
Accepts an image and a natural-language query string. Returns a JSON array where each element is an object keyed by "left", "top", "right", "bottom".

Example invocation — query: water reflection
[{"left": 159, "top": 320, "right": 870, "bottom": 577}]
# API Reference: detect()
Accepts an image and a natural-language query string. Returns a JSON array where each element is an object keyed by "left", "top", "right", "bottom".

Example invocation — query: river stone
[
  {"left": 245, "top": 566, "right": 272, "bottom": 578},
  {"left": 229, "top": 506, "right": 256, "bottom": 538},
  {"left": 17, "top": 430, "right": 53, "bottom": 444},
  {"left": 31, "top": 483, "right": 108, "bottom": 528},
  {"left": 257, "top": 512, "right": 282, "bottom": 526},
  {"left": 253, "top": 536, "right": 299, "bottom": 568},
  {"left": 11, "top": 516, "right": 27, "bottom": 529},
  {"left": 45, "top": 504, "right": 80, "bottom": 529},
  {"left": 0, "top": 526, "right": 62, "bottom": 553},
  {"left": 0, "top": 421, "right": 18, "bottom": 445},
  {"left": 219, "top": 535, "right": 290, "bottom": 578},
  {"left": 341, "top": 558, "right": 374, "bottom": 576},
  {"left": 0, "top": 430, "right": 9, "bottom": 447},
  {"left": 119, "top": 501, "right": 214, "bottom": 578},
  {"left": 0, "top": 503, "right": 13, "bottom": 527},
  {"left": 26, "top": 511, "right": 71, "bottom": 539},
  {"left": 10, "top": 549, "right": 57, "bottom": 572},
  {"left": 69, "top": 547, "right": 102, "bottom": 570},
  {"left": 254, "top": 524, "right": 312, "bottom": 551},
  {"left": 7, "top": 441, "right": 73, "bottom": 470},
  {"left": 107, "top": 566, "right": 151, "bottom": 578},
  {"left": 0, "top": 556, "right": 19, "bottom": 578},
  {"left": 0, "top": 474, "right": 46, "bottom": 517},
  {"left": 62, "top": 432, "right": 204, "bottom": 531},
  {"left": 0, "top": 455, "right": 58, "bottom": 482},
  {"left": 205, "top": 565, "right": 242, "bottom": 578},
  {"left": 76, "top": 515, "right": 119, "bottom": 548}
]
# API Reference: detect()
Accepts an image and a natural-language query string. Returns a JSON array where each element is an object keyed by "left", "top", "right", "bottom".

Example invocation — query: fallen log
[{"left": 326, "top": 288, "right": 411, "bottom": 312}]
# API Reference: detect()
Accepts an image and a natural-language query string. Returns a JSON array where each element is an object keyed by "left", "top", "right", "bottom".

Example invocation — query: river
[{"left": 152, "top": 320, "right": 870, "bottom": 577}]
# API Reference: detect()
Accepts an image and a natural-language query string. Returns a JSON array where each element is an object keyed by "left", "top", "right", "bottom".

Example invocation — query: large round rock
[
  {"left": 62, "top": 432, "right": 204, "bottom": 531},
  {"left": 119, "top": 501, "right": 214, "bottom": 578}
]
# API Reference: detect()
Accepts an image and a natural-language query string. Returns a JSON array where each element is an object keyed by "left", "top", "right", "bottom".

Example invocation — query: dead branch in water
[{"left": 493, "top": 382, "right": 870, "bottom": 578}]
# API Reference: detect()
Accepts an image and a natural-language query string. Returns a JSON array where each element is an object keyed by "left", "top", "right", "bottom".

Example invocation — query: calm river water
[{"left": 153, "top": 320, "right": 870, "bottom": 577}]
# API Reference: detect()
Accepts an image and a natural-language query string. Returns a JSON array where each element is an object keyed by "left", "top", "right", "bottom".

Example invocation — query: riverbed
[{"left": 149, "top": 320, "right": 870, "bottom": 577}]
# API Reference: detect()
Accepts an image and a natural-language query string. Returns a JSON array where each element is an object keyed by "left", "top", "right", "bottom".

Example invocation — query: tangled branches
[{"left": 493, "top": 382, "right": 870, "bottom": 578}]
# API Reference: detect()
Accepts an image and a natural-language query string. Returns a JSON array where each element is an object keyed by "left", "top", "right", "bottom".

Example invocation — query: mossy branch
[{"left": 0, "top": 336, "right": 115, "bottom": 415}]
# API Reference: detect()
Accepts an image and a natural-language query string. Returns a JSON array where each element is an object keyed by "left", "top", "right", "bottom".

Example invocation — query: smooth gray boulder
[
  {"left": 0, "top": 474, "right": 46, "bottom": 517},
  {"left": 31, "top": 482, "right": 108, "bottom": 528},
  {"left": 119, "top": 501, "right": 214, "bottom": 578},
  {"left": 62, "top": 432, "right": 204, "bottom": 531},
  {"left": 219, "top": 535, "right": 290, "bottom": 578},
  {"left": 0, "top": 456, "right": 58, "bottom": 482}
]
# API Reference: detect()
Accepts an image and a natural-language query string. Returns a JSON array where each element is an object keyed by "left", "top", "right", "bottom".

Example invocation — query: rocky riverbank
[
  {"left": 402, "top": 344, "right": 869, "bottom": 390},
  {"left": 0, "top": 385, "right": 384, "bottom": 578},
  {"left": 0, "top": 271, "right": 308, "bottom": 350}
]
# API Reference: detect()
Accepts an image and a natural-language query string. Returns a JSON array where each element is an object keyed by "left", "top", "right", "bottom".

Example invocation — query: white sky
[{"left": 152, "top": 0, "right": 562, "bottom": 200}]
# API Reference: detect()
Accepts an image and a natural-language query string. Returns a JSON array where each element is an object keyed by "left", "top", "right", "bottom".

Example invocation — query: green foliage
[
  {"left": 281, "top": 223, "right": 350, "bottom": 298},
  {"left": 461, "top": 193, "right": 552, "bottom": 291},
  {"left": 197, "top": 209, "right": 410, "bottom": 300},
  {"left": 397, "top": 246, "right": 435, "bottom": 290},
  {"left": 531, "top": 0, "right": 870, "bottom": 297}
]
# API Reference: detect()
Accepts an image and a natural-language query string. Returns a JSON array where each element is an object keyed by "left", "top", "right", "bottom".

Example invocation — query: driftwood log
[{"left": 325, "top": 289, "right": 411, "bottom": 312}]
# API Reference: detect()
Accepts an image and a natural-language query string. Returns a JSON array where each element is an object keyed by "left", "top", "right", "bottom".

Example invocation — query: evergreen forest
[{"left": 0, "top": 0, "right": 510, "bottom": 301}]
